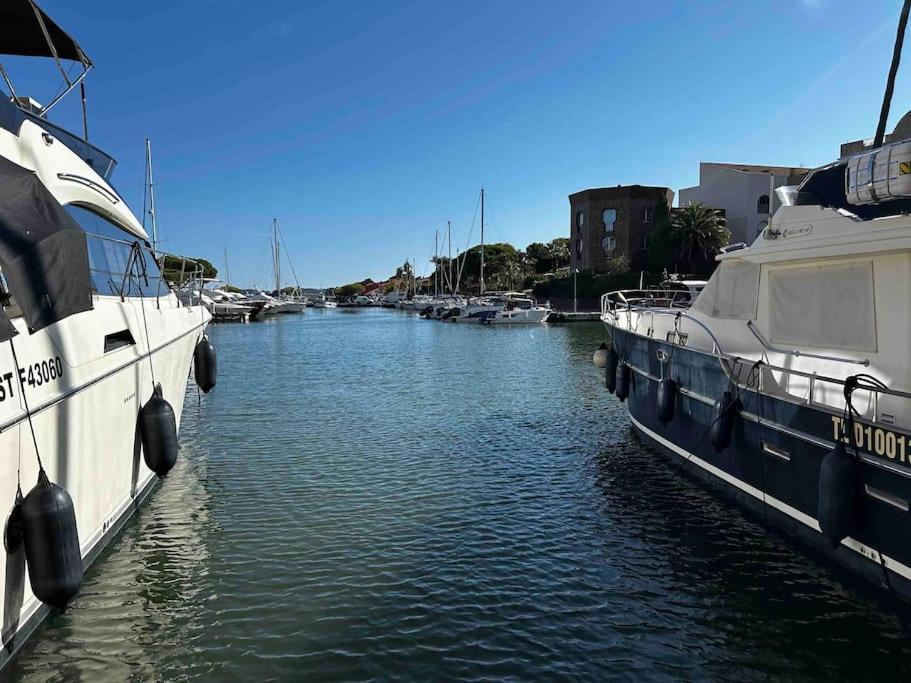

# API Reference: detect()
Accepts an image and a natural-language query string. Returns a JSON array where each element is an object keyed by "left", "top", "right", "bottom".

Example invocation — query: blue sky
[{"left": 14, "top": 0, "right": 911, "bottom": 287}]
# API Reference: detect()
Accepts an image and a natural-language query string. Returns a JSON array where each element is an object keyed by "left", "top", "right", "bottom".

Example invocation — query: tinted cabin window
[{"left": 65, "top": 205, "right": 164, "bottom": 297}]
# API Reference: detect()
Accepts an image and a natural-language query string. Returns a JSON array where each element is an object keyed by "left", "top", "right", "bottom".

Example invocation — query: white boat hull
[{"left": 0, "top": 295, "right": 209, "bottom": 665}]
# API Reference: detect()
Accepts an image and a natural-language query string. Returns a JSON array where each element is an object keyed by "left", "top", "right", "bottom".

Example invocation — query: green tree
[
  {"left": 336, "top": 282, "right": 365, "bottom": 297},
  {"left": 526, "top": 242, "right": 550, "bottom": 272},
  {"left": 604, "top": 254, "right": 631, "bottom": 276},
  {"left": 671, "top": 202, "right": 730, "bottom": 273},
  {"left": 545, "top": 238, "right": 570, "bottom": 270},
  {"left": 161, "top": 254, "right": 217, "bottom": 284},
  {"left": 647, "top": 198, "right": 675, "bottom": 273}
]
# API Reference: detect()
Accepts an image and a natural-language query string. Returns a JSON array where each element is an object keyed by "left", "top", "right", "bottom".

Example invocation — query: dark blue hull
[{"left": 611, "top": 326, "right": 911, "bottom": 602}]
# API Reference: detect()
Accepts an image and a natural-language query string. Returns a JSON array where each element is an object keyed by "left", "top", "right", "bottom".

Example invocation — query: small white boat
[{"left": 481, "top": 297, "right": 550, "bottom": 324}]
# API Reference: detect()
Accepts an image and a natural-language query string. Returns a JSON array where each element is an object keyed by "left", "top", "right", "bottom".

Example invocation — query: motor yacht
[
  {"left": 600, "top": 24, "right": 911, "bottom": 600},
  {"left": 0, "top": 2, "right": 211, "bottom": 665}
]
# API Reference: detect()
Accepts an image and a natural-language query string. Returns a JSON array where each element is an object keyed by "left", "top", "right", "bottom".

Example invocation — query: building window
[
  {"left": 602, "top": 208, "right": 616, "bottom": 233},
  {"left": 576, "top": 211, "right": 584, "bottom": 233},
  {"left": 575, "top": 238, "right": 583, "bottom": 259},
  {"left": 602, "top": 235, "right": 616, "bottom": 254},
  {"left": 641, "top": 206, "right": 654, "bottom": 223},
  {"left": 757, "top": 220, "right": 768, "bottom": 236},
  {"left": 642, "top": 234, "right": 648, "bottom": 250},
  {"left": 757, "top": 194, "right": 770, "bottom": 214}
]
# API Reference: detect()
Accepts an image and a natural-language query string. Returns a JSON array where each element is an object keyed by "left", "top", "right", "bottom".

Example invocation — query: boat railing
[
  {"left": 601, "top": 290, "right": 911, "bottom": 420},
  {"left": 82, "top": 232, "right": 207, "bottom": 308},
  {"left": 601, "top": 288, "right": 696, "bottom": 317}
]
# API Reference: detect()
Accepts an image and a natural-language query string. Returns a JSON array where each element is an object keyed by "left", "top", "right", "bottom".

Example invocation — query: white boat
[
  {"left": 481, "top": 297, "right": 551, "bottom": 324},
  {"left": 0, "top": 7, "right": 211, "bottom": 667},
  {"left": 312, "top": 296, "right": 337, "bottom": 308}
]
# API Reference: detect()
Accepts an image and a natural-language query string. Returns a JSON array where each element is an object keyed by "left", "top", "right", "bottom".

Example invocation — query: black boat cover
[
  {"left": 0, "top": 156, "right": 92, "bottom": 334},
  {"left": 0, "top": 0, "right": 91, "bottom": 65}
]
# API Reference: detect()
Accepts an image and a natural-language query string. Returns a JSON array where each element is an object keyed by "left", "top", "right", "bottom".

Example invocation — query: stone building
[{"left": 568, "top": 185, "right": 674, "bottom": 272}]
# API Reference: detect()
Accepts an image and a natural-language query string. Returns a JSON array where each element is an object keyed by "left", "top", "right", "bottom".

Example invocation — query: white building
[{"left": 678, "top": 163, "right": 810, "bottom": 245}]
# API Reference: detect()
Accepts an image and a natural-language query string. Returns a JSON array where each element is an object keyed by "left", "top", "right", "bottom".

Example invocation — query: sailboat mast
[
  {"left": 145, "top": 138, "right": 158, "bottom": 252},
  {"left": 448, "top": 220, "right": 452, "bottom": 295},
  {"left": 224, "top": 247, "right": 230, "bottom": 286},
  {"left": 434, "top": 229, "right": 439, "bottom": 298},
  {"left": 273, "top": 218, "right": 280, "bottom": 295},
  {"left": 480, "top": 188, "right": 485, "bottom": 296}
]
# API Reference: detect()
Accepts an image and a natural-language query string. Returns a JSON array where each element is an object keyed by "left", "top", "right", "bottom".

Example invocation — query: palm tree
[
  {"left": 545, "top": 238, "right": 570, "bottom": 270},
  {"left": 671, "top": 203, "right": 730, "bottom": 271}
]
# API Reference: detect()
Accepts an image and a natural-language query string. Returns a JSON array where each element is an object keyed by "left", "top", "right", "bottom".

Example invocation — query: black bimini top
[{"left": 0, "top": 0, "right": 91, "bottom": 65}]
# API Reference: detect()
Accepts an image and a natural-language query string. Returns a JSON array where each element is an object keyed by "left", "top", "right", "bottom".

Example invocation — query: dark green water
[{"left": 5, "top": 309, "right": 911, "bottom": 681}]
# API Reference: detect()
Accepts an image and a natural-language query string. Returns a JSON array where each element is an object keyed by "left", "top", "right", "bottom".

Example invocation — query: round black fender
[
  {"left": 817, "top": 441, "right": 857, "bottom": 549},
  {"left": 139, "top": 385, "right": 179, "bottom": 477},
  {"left": 615, "top": 362, "right": 631, "bottom": 402},
  {"left": 709, "top": 390, "right": 740, "bottom": 452},
  {"left": 21, "top": 471, "right": 83, "bottom": 608},
  {"left": 193, "top": 336, "right": 217, "bottom": 393},
  {"left": 604, "top": 348, "right": 618, "bottom": 393},
  {"left": 656, "top": 378, "right": 677, "bottom": 424}
]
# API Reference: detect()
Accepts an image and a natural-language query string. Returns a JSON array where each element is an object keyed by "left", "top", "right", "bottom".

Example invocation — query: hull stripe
[{"left": 628, "top": 413, "right": 911, "bottom": 582}]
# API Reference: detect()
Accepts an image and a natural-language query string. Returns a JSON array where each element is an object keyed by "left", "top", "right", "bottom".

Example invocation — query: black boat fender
[
  {"left": 21, "top": 471, "right": 83, "bottom": 608},
  {"left": 709, "top": 390, "right": 740, "bottom": 452},
  {"left": 139, "top": 384, "right": 179, "bottom": 477},
  {"left": 604, "top": 347, "right": 618, "bottom": 394},
  {"left": 193, "top": 336, "right": 217, "bottom": 393},
  {"left": 615, "top": 362, "right": 631, "bottom": 402},
  {"left": 817, "top": 441, "right": 857, "bottom": 549},
  {"left": 656, "top": 377, "right": 677, "bottom": 424}
]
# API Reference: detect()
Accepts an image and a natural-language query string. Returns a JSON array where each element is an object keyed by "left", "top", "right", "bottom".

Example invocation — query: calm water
[{"left": 5, "top": 309, "right": 911, "bottom": 681}]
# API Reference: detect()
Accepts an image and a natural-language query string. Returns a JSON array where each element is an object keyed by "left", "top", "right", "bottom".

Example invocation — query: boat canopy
[
  {"left": 0, "top": 156, "right": 92, "bottom": 333},
  {"left": 0, "top": 0, "right": 91, "bottom": 65}
]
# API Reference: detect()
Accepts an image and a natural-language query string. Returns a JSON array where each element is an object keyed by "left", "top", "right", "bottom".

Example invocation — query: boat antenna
[
  {"left": 144, "top": 139, "right": 158, "bottom": 252},
  {"left": 875, "top": 0, "right": 911, "bottom": 148}
]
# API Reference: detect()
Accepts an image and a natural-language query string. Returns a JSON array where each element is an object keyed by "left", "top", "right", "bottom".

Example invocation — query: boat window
[
  {"left": 769, "top": 261, "right": 876, "bottom": 352},
  {"left": 65, "top": 205, "right": 166, "bottom": 297},
  {"left": 691, "top": 260, "right": 759, "bottom": 319}
]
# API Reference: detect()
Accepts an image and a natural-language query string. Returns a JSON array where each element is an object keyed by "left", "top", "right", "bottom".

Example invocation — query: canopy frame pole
[
  {"left": 0, "top": 62, "right": 19, "bottom": 103},
  {"left": 37, "top": 65, "right": 90, "bottom": 117},
  {"left": 28, "top": 0, "right": 71, "bottom": 87}
]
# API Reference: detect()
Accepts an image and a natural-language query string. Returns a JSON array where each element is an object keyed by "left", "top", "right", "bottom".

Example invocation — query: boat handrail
[
  {"left": 745, "top": 320, "right": 869, "bottom": 367},
  {"left": 600, "top": 290, "right": 911, "bottom": 408},
  {"left": 82, "top": 232, "right": 206, "bottom": 307}
]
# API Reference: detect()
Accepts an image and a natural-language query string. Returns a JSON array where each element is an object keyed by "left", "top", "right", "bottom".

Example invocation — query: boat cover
[
  {"left": 0, "top": 0, "right": 91, "bottom": 64},
  {"left": 0, "top": 156, "right": 92, "bottom": 333}
]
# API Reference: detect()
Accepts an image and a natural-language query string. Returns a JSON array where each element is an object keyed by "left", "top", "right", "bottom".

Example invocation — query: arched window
[
  {"left": 602, "top": 235, "right": 616, "bottom": 254},
  {"left": 602, "top": 208, "right": 616, "bottom": 233},
  {"left": 66, "top": 204, "right": 164, "bottom": 297},
  {"left": 757, "top": 194, "right": 770, "bottom": 214},
  {"left": 576, "top": 211, "right": 584, "bottom": 234},
  {"left": 575, "top": 238, "right": 583, "bottom": 258}
]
